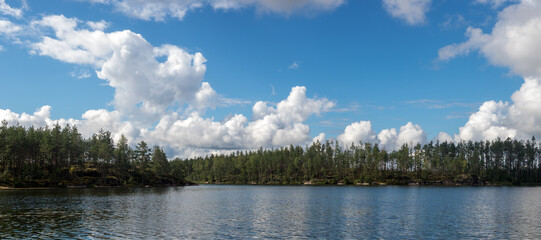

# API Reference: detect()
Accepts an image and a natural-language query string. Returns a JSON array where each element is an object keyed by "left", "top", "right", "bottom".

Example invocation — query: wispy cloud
[
  {"left": 219, "top": 97, "right": 251, "bottom": 106},
  {"left": 331, "top": 101, "right": 395, "bottom": 113},
  {"left": 288, "top": 61, "right": 299, "bottom": 69},
  {"left": 0, "top": 0, "right": 25, "bottom": 18},
  {"left": 331, "top": 101, "right": 361, "bottom": 113},
  {"left": 405, "top": 99, "right": 479, "bottom": 109},
  {"left": 440, "top": 14, "right": 468, "bottom": 30},
  {"left": 382, "top": 0, "right": 432, "bottom": 25},
  {"left": 70, "top": 68, "right": 92, "bottom": 79},
  {"left": 78, "top": 0, "right": 345, "bottom": 21}
]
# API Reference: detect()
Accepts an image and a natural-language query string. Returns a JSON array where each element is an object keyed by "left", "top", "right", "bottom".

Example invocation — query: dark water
[{"left": 1, "top": 185, "right": 540, "bottom": 239}]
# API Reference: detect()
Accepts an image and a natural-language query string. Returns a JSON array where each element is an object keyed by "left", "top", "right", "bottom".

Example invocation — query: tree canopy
[
  {"left": 0, "top": 121, "right": 187, "bottom": 187},
  {"left": 1, "top": 122, "right": 540, "bottom": 187}
]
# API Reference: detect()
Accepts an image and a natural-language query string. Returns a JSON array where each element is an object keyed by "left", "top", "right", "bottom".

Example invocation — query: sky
[{"left": 1, "top": 0, "right": 541, "bottom": 158}]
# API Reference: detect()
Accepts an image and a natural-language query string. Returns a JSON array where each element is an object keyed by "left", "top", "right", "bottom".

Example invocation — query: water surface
[{"left": 1, "top": 185, "right": 540, "bottom": 239}]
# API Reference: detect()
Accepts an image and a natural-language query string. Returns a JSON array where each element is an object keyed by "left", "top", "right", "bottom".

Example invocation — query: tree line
[
  {"left": 180, "top": 137, "right": 541, "bottom": 185},
  {"left": 2, "top": 122, "right": 540, "bottom": 187},
  {"left": 0, "top": 121, "right": 187, "bottom": 187}
]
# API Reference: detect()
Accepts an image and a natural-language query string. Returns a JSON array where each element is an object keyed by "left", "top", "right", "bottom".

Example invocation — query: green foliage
[
  {"left": 0, "top": 124, "right": 187, "bottom": 187},
  {"left": 181, "top": 138, "right": 541, "bottom": 185},
  {"left": 1, "top": 122, "right": 540, "bottom": 187}
]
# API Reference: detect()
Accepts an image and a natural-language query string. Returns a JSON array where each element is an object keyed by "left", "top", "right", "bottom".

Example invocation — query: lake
[{"left": 1, "top": 185, "right": 540, "bottom": 239}]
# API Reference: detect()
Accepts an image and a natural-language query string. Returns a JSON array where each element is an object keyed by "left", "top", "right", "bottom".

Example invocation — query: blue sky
[{"left": 1, "top": 0, "right": 540, "bottom": 158}]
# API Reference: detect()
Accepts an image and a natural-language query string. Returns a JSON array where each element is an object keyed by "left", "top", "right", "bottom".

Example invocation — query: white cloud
[
  {"left": 113, "top": 0, "right": 203, "bottom": 21},
  {"left": 337, "top": 121, "right": 376, "bottom": 146},
  {"left": 438, "top": 0, "right": 541, "bottom": 77},
  {"left": 0, "top": 106, "right": 140, "bottom": 143},
  {"left": 337, "top": 121, "right": 426, "bottom": 150},
  {"left": 0, "top": 0, "right": 23, "bottom": 18},
  {"left": 437, "top": 132, "right": 454, "bottom": 142},
  {"left": 6, "top": 13, "right": 340, "bottom": 158},
  {"left": 457, "top": 101, "right": 516, "bottom": 142},
  {"left": 80, "top": 0, "right": 345, "bottom": 21},
  {"left": 0, "top": 86, "right": 334, "bottom": 158},
  {"left": 312, "top": 133, "right": 326, "bottom": 143},
  {"left": 456, "top": 77, "right": 541, "bottom": 142},
  {"left": 437, "top": 27, "right": 489, "bottom": 61},
  {"left": 148, "top": 86, "right": 335, "bottom": 151},
  {"left": 396, "top": 122, "right": 426, "bottom": 147},
  {"left": 0, "top": 19, "right": 21, "bottom": 35},
  {"left": 86, "top": 20, "right": 109, "bottom": 31},
  {"left": 193, "top": 82, "right": 219, "bottom": 110},
  {"left": 79, "top": 109, "right": 140, "bottom": 142},
  {"left": 382, "top": 0, "right": 431, "bottom": 25},
  {"left": 377, "top": 128, "right": 398, "bottom": 150},
  {"left": 440, "top": 0, "right": 541, "bottom": 143},
  {"left": 30, "top": 15, "right": 209, "bottom": 121},
  {"left": 98, "top": 42, "right": 207, "bottom": 119},
  {"left": 509, "top": 77, "right": 541, "bottom": 135},
  {"left": 0, "top": 106, "right": 55, "bottom": 128}
]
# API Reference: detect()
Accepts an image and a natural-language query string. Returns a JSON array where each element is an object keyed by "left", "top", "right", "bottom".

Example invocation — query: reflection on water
[{"left": 1, "top": 186, "right": 540, "bottom": 239}]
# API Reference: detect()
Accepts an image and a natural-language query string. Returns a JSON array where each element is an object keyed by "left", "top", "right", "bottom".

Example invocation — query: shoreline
[
  {"left": 0, "top": 183, "right": 197, "bottom": 190},
  {"left": 194, "top": 182, "right": 541, "bottom": 187},
  {"left": 2, "top": 183, "right": 540, "bottom": 190},
  {"left": 2, "top": 180, "right": 540, "bottom": 189}
]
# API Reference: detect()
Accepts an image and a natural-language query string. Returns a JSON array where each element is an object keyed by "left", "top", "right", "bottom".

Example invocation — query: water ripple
[{"left": 1, "top": 186, "right": 540, "bottom": 239}]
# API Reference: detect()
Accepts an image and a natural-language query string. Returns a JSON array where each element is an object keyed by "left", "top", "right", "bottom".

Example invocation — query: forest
[
  {"left": 0, "top": 121, "right": 188, "bottom": 187},
  {"left": 181, "top": 136, "right": 541, "bottom": 185},
  {"left": 1, "top": 122, "right": 540, "bottom": 187}
]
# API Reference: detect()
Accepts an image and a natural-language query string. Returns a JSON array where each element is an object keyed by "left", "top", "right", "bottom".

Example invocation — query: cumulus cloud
[
  {"left": 30, "top": 15, "right": 209, "bottom": 120},
  {"left": 455, "top": 77, "right": 541, "bottom": 142},
  {"left": 436, "top": 132, "right": 454, "bottom": 142},
  {"left": 0, "top": 106, "right": 56, "bottom": 128},
  {"left": 0, "top": 106, "right": 143, "bottom": 143},
  {"left": 80, "top": 109, "right": 141, "bottom": 142},
  {"left": 86, "top": 20, "right": 109, "bottom": 31},
  {"left": 0, "top": 86, "right": 334, "bottom": 158},
  {"left": 0, "top": 0, "right": 24, "bottom": 18},
  {"left": 377, "top": 128, "right": 398, "bottom": 150},
  {"left": 395, "top": 122, "right": 426, "bottom": 147},
  {"left": 438, "top": 0, "right": 541, "bottom": 77},
  {"left": 149, "top": 86, "right": 334, "bottom": 151},
  {"left": 80, "top": 0, "right": 345, "bottom": 21},
  {"left": 337, "top": 121, "right": 376, "bottom": 146},
  {"left": 312, "top": 133, "right": 326, "bottom": 143},
  {"left": 382, "top": 0, "right": 431, "bottom": 25},
  {"left": 0, "top": 13, "right": 338, "bottom": 158},
  {"left": 509, "top": 77, "right": 541, "bottom": 135},
  {"left": 440, "top": 0, "right": 541, "bottom": 143},
  {"left": 456, "top": 101, "right": 516, "bottom": 141},
  {"left": 337, "top": 121, "right": 426, "bottom": 151}
]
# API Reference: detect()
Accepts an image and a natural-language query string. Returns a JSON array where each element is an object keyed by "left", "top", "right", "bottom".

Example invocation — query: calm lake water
[{"left": 1, "top": 185, "right": 540, "bottom": 239}]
